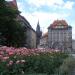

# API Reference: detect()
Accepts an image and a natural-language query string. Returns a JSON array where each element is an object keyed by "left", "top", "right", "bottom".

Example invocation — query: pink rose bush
[{"left": 0, "top": 46, "right": 68, "bottom": 75}]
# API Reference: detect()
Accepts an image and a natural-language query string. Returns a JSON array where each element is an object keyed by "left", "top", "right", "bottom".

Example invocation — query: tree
[{"left": 0, "top": 0, "right": 26, "bottom": 47}]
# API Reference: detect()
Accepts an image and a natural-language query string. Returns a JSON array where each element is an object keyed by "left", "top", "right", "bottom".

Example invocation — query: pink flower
[
  {"left": 8, "top": 51, "right": 14, "bottom": 56},
  {"left": 0, "top": 51, "right": 4, "bottom": 55},
  {"left": 0, "top": 54, "right": 3, "bottom": 60},
  {"left": 9, "top": 60, "right": 13, "bottom": 65},
  {"left": 16, "top": 60, "right": 20, "bottom": 64},
  {"left": 21, "top": 60, "right": 25, "bottom": 63},
  {"left": 3, "top": 56, "right": 9, "bottom": 60},
  {"left": 7, "top": 60, "right": 13, "bottom": 66}
]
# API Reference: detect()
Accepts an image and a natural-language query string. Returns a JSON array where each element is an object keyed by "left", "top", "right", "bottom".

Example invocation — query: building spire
[
  {"left": 36, "top": 20, "right": 40, "bottom": 31},
  {"left": 37, "top": 20, "right": 40, "bottom": 26},
  {"left": 36, "top": 21, "right": 42, "bottom": 47}
]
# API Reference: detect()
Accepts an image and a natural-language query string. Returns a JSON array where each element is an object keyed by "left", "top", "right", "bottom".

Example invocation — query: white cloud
[
  {"left": 6, "top": 0, "right": 13, "bottom": 1},
  {"left": 64, "top": 1, "right": 74, "bottom": 9},
  {"left": 28, "top": 0, "right": 45, "bottom": 7},
  {"left": 27, "top": 0, "right": 64, "bottom": 7},
  {"left": 17, "top": 2, "right": 24, "bottom": 11},
  {"left": 27, "top": 0, "right": 74, "bottom": 9}
]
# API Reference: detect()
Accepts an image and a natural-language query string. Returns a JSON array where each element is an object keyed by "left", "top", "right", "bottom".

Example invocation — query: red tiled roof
[{"left": 49, "top": 20, "right": 68, "bottom": 28}]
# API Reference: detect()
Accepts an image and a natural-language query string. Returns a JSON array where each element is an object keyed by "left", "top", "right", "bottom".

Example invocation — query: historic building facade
[
  {"left": 48, "top": 20, "right": 72, "bottom": 51},
  {"left": 39, "top": 32, "right": 48, "bottom": 48},
  {"left": 6, "top": 0, "right": 36, "bottom": 48},
  {"left": 18, "top": 15, "right": 36, "bottom": 48},
  {"left": 72, "top": 40, "right": 75, "bottom": 53}
]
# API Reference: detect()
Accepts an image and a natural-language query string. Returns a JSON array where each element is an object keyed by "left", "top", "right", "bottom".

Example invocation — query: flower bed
[{"left": 0, "top": 46, "right": 68, "bottom": 75}]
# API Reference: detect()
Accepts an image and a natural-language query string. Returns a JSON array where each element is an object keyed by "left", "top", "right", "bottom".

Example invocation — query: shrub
[
  {"left": 0, "top": 46, "right": 68, "bottom": 75},
  {"left": 15, "top": 52, "right": 68, "bottom": 75},
  {"left": 55, "top": 56, "right": 75, "bottom": 75}
]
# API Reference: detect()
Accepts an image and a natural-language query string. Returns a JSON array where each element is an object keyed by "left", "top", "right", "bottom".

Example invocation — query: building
[
  {"left": 36, "top": 21, "right": 42, "bottom": 47},
  {"left": 48, "top": 20, "right": 72, "bottom": 52},
  {"left": 6, "top": 0, "right": 36, "bottom": 48},
  {"left": 72, "top": 40, "right": 75, "bottom": 53},
  {"left": 29, "top": 29, "right": 36, "bottom": 48},
  {"left": 16, "top": 13, "right": 36, "bottom": 48},
  {"left": 39, "top": 32, "right": 48, "bottom": 48}
]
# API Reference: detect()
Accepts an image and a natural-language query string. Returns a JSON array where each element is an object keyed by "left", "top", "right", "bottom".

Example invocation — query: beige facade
[
  {"left": 30, "top": 30, "right": 36, "bottom": 48},
  {"left": 26, "top": 29, "right": 36, "bottom": 48},
  {"left": 19, "top": 16, "right": 36, "bottom": 48},
  {"left": 39, "top": 32, "right": 48, "bottom": 48}
]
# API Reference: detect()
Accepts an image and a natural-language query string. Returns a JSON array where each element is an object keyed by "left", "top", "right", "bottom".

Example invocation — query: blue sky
[{"left": 6, "top": 0, "right": 75, "bottom": 39}]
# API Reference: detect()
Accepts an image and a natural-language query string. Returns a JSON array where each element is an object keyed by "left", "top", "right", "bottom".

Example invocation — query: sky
[{"left": 6, "top": 0, "right": 75, "bottom": 39}]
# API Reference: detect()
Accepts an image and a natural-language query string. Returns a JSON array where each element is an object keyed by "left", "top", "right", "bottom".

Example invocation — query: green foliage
[
  {"left": 55, "top": 56, "right": 75, "bottom": 75},
  {"left": 23, "top": 52, "right": 68, "bottom": 75},
  {"left": 0, "top": 52, "right": 68, "bottom": 75},
  {"left": 0, "top": 0, "right": 26, "bottom": 47}
]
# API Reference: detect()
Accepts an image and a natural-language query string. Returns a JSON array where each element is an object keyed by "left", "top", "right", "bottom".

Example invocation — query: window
[{"left": 55, "top": 25, "right": 64, "bottom": 28}]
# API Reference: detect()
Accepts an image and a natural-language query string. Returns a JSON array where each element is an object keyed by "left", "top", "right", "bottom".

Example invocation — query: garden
[{"left": 0, "top": 46, "right": 69, "bottom": 75}]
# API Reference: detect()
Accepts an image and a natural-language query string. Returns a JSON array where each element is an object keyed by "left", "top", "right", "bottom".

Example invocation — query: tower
[{"left": 36, "top": 21, "right": 42, "bottom": 47}]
